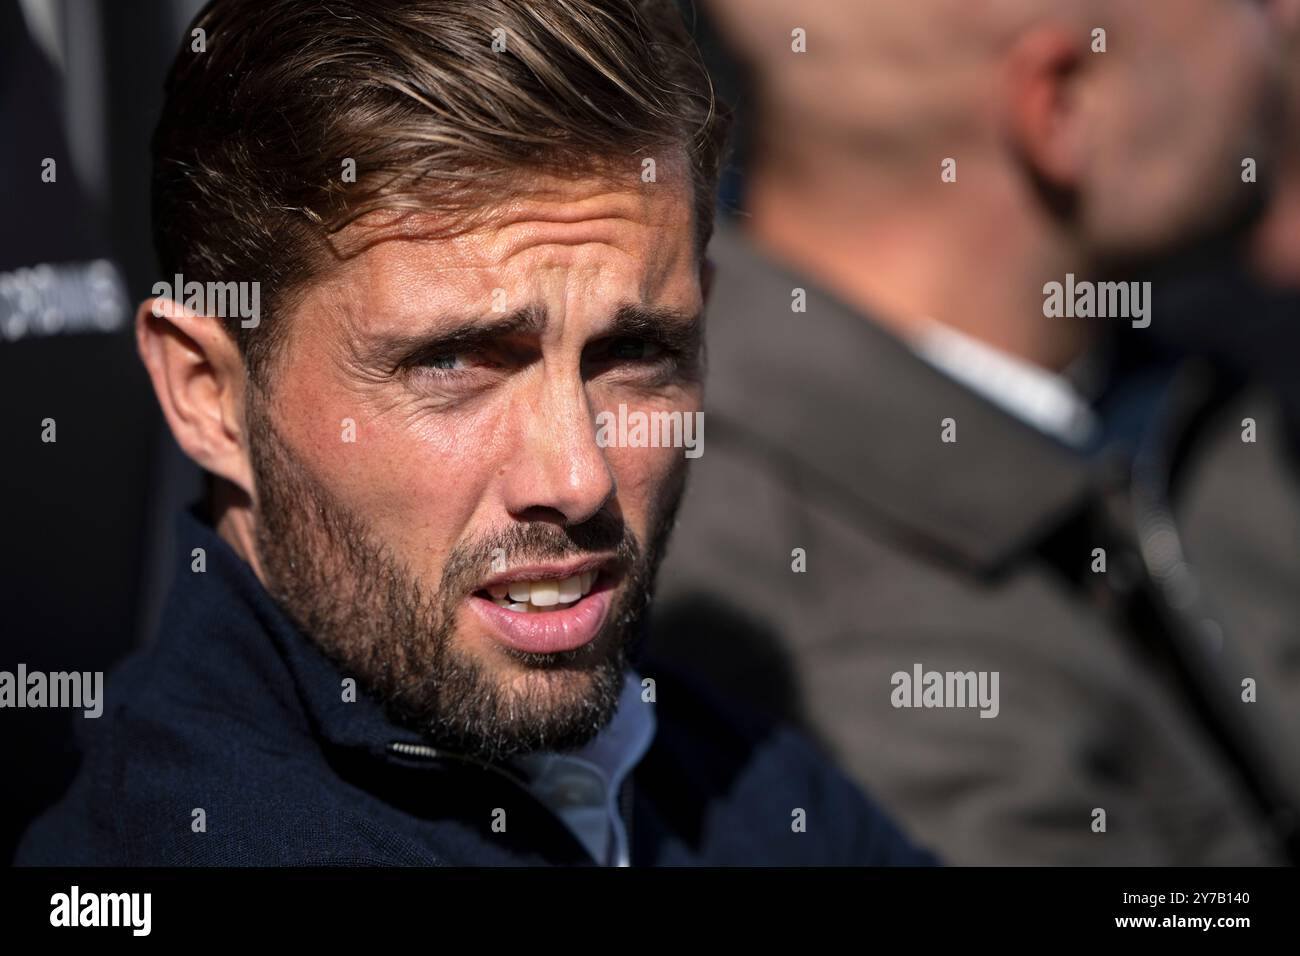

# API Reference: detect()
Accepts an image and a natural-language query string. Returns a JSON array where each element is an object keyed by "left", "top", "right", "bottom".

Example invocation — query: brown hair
[{"left": 151, "top": 0, "right": 729, "bottom": 385}]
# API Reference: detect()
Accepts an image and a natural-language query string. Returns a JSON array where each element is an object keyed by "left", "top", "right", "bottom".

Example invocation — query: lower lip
[{"left": 468, "top": 588, "right": 612, "bottom": 655}]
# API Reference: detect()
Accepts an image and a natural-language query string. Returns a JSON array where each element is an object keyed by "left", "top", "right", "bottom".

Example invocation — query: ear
[
  {"left": 700, "top": 254, "right": 716, "bottom": 306},
  {"left": 1001, "top": 25, "right": 1088, "bottom": 190},
  {"left": 135, "top": 297, "right": 254, "bottom": 495}
]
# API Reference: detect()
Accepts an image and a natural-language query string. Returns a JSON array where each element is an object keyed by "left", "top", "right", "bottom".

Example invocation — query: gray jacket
[{"left": 648, "top": 223, "right": 1300, "bottom": 865}]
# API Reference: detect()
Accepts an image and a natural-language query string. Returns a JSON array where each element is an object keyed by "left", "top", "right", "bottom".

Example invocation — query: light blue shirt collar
[{"left": 509, "top": 670, "right": 656, "bottom": 865}]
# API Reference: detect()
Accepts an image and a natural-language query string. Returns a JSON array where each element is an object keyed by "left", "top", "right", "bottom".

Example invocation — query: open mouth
[
  {"left": 468, "top": 561, "right": 619, "bottom": 655},
  {"left": 474, "top": 570, "right": 601, "bottom": 614}
]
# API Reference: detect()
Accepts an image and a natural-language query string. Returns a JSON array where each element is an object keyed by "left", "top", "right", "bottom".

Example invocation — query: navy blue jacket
[{"left": 16, "top": 507, "right": 935, "bottom": 866}]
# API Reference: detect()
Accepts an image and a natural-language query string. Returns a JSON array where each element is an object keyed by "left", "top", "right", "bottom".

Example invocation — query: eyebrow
[
  {"left": 369, "top": 303, "right": 701, "bottom": 369},
  {"left": 369, "top": 306, "right": 545, "bottom": 369},
  {"left": 607, "top": 304, "right": 703, "bottom": 355}
]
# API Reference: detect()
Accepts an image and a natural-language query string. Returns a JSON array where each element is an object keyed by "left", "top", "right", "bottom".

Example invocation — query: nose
[{"left": 500, "top": 375, "right": 616, "bottom": 527}]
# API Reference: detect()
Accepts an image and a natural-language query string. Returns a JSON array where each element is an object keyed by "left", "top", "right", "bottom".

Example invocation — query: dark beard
[{"left": 245, "top": 397, "right": 681, "bottom": 764}]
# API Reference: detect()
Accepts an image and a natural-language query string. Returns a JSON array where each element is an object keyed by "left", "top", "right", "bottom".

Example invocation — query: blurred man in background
[
  {"left": 1149, "top": 21, "right": 1300, "bottom": 430},
  {"left": 651, "top": 0, "right": 1300, "bottom": 863}
]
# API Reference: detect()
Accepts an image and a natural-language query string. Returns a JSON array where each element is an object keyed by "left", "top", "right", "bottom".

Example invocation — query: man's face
[
  {"left": 245, "top": 171, "right": 703, "bottom": 761},
  {"left": 1084, "top": 0, "right": 1285, "bottom": 256}
]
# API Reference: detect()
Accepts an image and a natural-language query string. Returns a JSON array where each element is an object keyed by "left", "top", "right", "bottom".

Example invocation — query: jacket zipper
[
  {"left": 386, "top": 740, "right": 530, "bottom": 789},
  {"left": 389, "top": 740, "right": 635, "bottom": 865}
]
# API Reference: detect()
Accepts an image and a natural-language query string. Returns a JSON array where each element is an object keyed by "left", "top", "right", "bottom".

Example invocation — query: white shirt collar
[
  {"left": 508, "top": 670, "right": 655, "bottom": 866},
  {"left": 909, "top": 318, "right": 1100, "bottom": 447}
]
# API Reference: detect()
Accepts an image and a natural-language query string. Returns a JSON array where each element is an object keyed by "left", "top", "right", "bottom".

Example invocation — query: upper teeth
[{"left": 488, "top": 572, "right": 597, "bottom": 611}]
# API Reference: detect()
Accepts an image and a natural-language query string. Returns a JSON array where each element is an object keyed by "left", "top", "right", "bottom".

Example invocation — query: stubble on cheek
[{"left": 242, "top": 398, "right": 685, "bottom": 759}]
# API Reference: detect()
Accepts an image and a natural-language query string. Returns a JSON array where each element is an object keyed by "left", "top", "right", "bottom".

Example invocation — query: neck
[
  {"left": 741, "top": 129, "right": 1094, "bottom": 372},
  {"left": 211, "top": 476, "right": 268, "bottom": 585}
]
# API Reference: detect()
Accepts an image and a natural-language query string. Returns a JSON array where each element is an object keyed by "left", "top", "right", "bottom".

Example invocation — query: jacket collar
[
  {"left": 164, "top": 505, "right": 466, "bottom": 760},
  {"left": 702, "top": 221, "right": 1108, "bottom": 573}
]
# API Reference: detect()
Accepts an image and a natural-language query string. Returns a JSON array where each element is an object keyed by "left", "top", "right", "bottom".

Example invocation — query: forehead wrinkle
[
  {"left": 495, "top": 186, "right": 647, "bottom": 226},
  {"left": 301, "top": 179, "right": 696, "bottom": 358},
  {"left": 325, "top": 240, "right": 509, "bottom": 349},
  {"left": 485, "top": 177, "right": 693, "bottom": 262},
  {"left": 487, "top": 216, "right": 660, "bottom": 269},
  {"left": 489, "top": 204, "right": 692, "bottom": 303}
]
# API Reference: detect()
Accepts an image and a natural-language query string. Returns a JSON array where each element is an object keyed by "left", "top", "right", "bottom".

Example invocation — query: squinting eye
[
  {"left": 608, "top": 337, "right": 663, "bottom": 361},
  {"left": 422, "top": 352, "right": 469, "bottom": 371}
]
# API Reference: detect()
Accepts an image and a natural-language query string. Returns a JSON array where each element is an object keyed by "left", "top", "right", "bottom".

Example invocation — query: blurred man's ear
[
  {"left": 135, "top": 298, "right": 254, "bottom": 497},
  {"left": 1001, "top": 25, "right": 1088, "bottom": 191}
]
